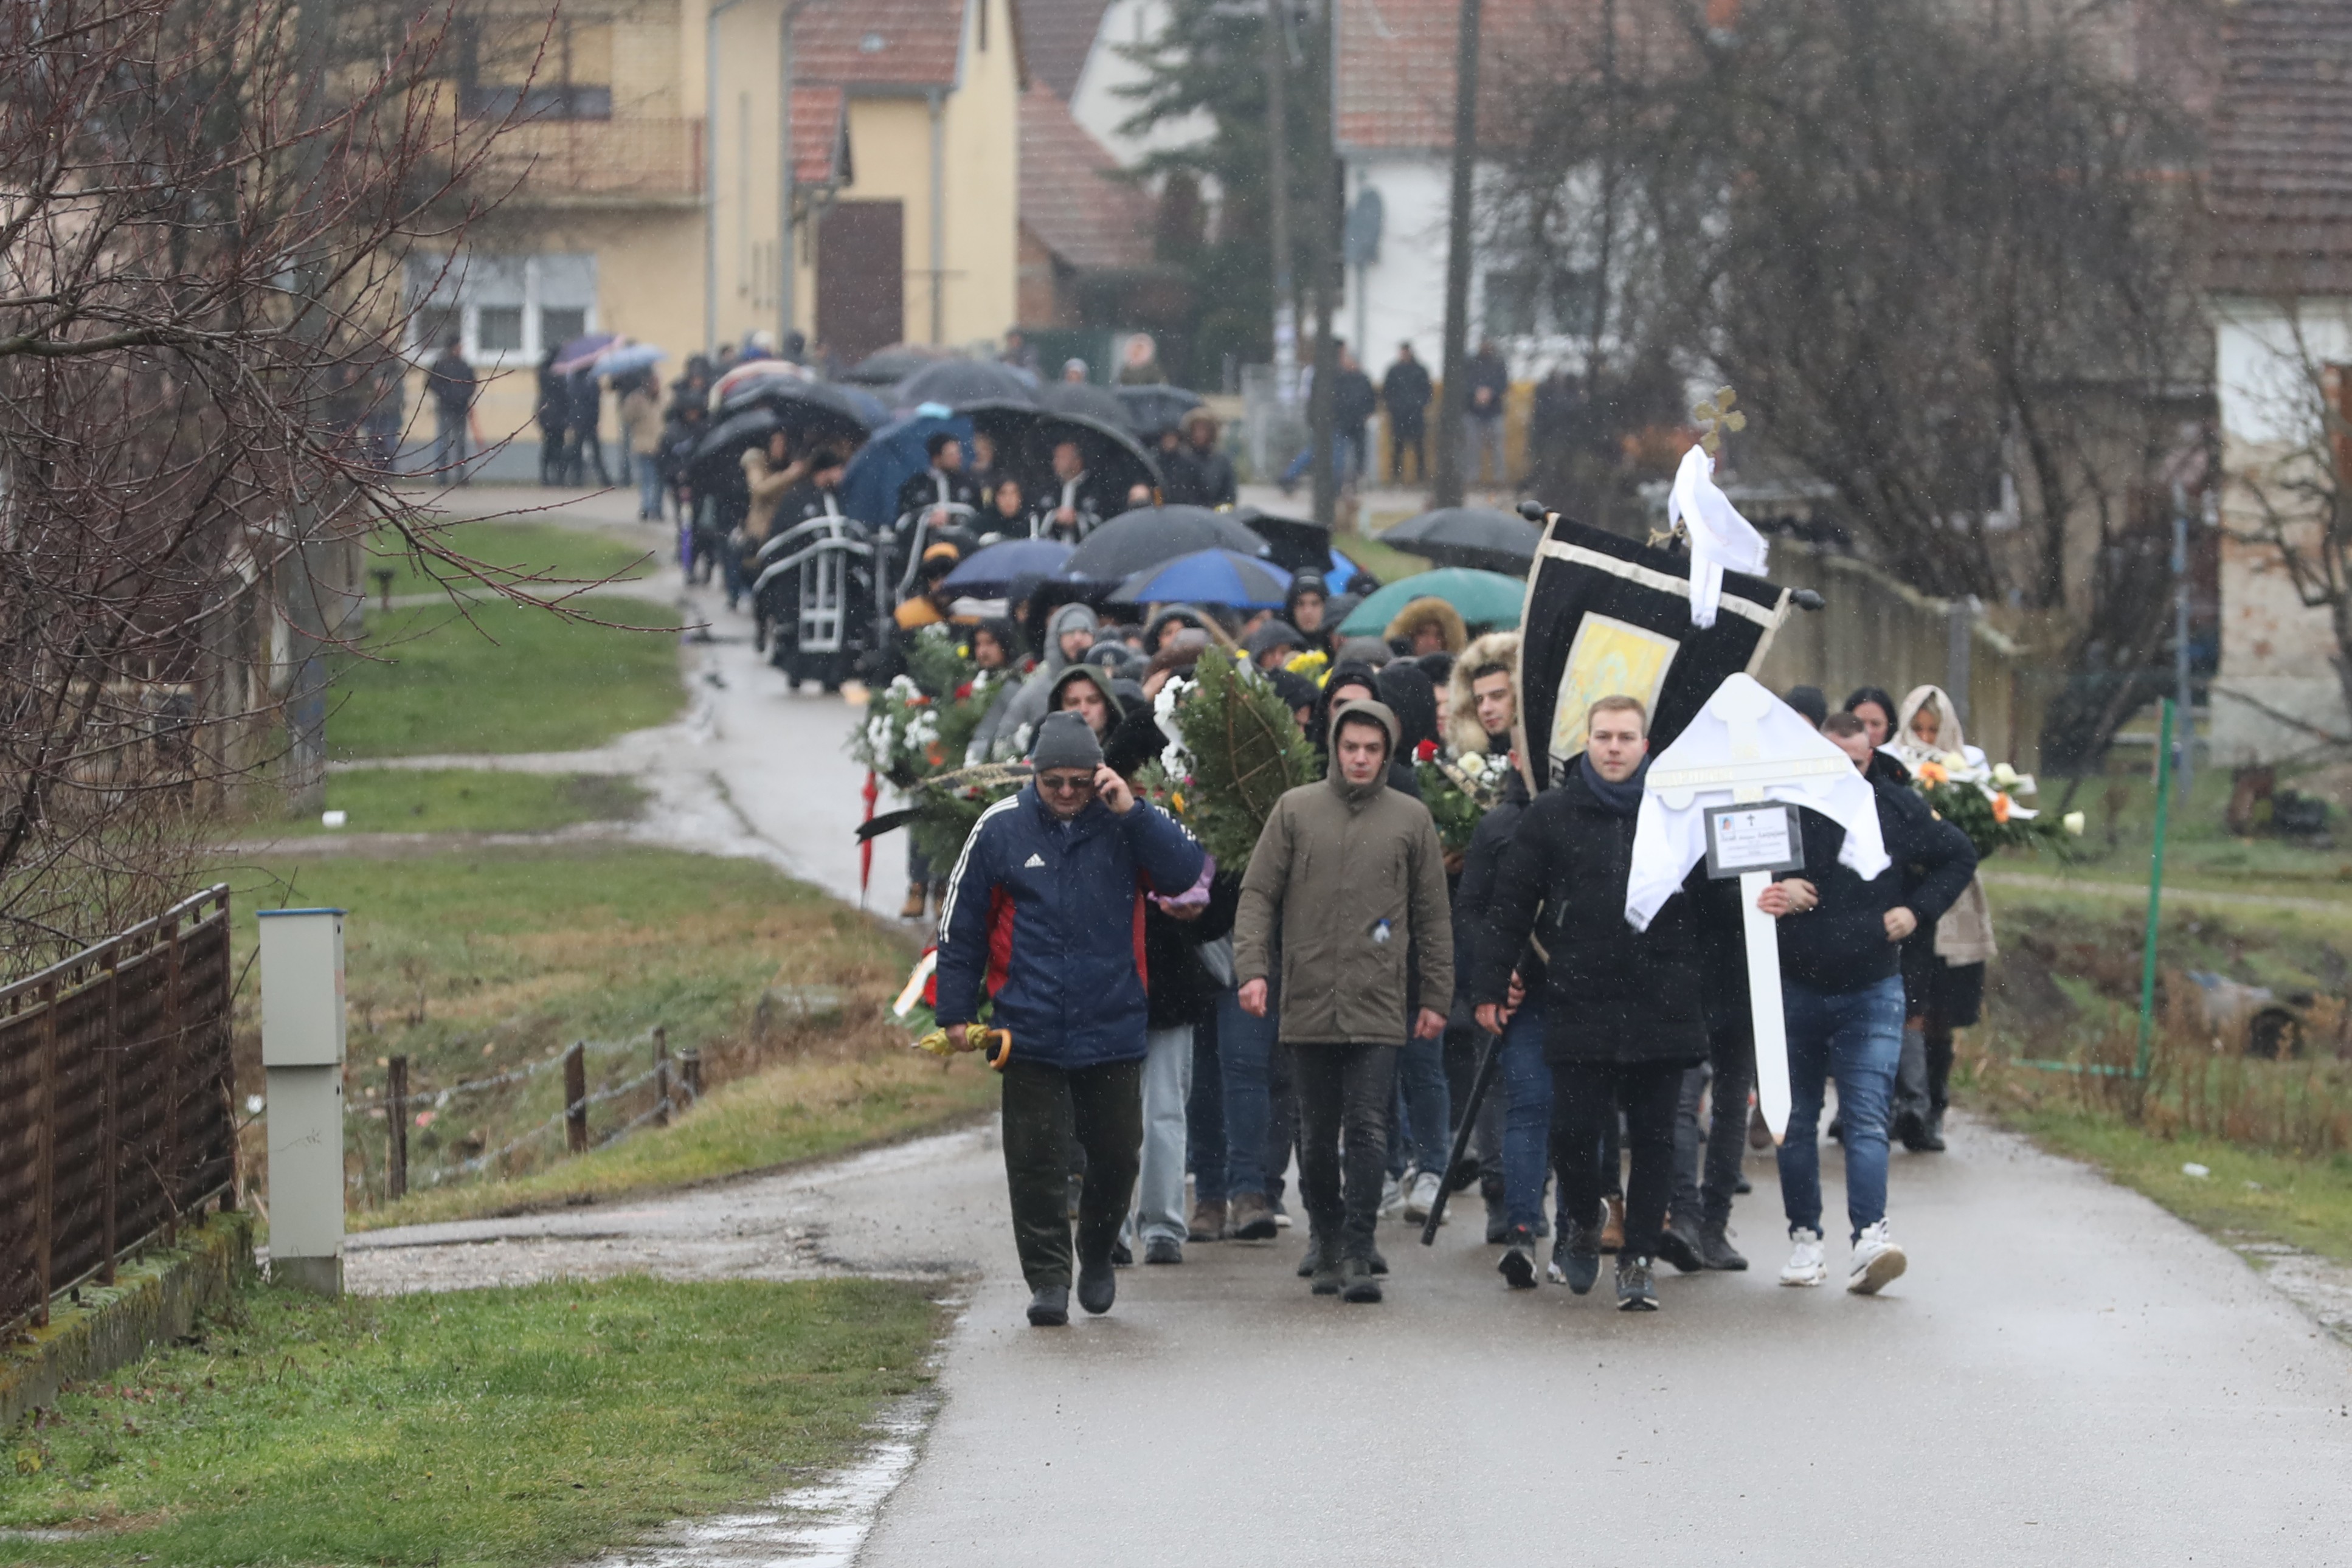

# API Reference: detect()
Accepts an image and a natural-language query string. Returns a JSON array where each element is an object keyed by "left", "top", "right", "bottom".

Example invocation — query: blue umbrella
[
  {"left": 593, "top": 342, "right": 666, "bottom": 378},
  {"left": 839, "top": 409, "right": 973, "bottom": 526},
  {"left": 942, "top": 537, "right": 1072, "bottom": 596},
  {"left": 1110, "top": 548, "right": 1293, "bottom": 609}
]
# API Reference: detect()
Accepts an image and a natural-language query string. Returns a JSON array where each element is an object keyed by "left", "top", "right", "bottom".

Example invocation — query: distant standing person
[
  {"left": 1462, "top": 338, "right": 1509, "bottom": 490},
  {"left": 619, "top": 373, "right": 665, "bottom": 520},
  {"left": 1180, "top": 409, "right": 1237, "bottom": 507},
  {"left": 1333, "top": 345, "right": 1378, "bottom": 483},
  {"left": 1234, "top": 699, "right": 1452, "bottom": 1305},
  {"left": 566, "top": 365, "right": 610, "bottom": 486},
  {"left": 1381, "top": 342, "right": 1432, "bottom": 484},
  {"left": 427, "top": 336, "right": 477, "bottom": 486},
  {"left": 934, "top": 713, "right": 1206, "bottom": 1327},
  {"left": 534, "top": 348, "right": 568, "bottom": 485}
]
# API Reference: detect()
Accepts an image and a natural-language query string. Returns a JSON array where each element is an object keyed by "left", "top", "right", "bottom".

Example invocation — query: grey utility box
[{"left": 258, "top": 908, "right": 348, "bottom": 1296}]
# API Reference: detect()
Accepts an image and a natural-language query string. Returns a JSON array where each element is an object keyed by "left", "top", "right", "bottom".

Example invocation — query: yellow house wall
[{"left": 941, "top": 0, "right": 1020, "bottom": 345}]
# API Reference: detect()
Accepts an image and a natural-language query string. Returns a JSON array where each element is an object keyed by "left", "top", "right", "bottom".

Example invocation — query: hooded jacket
[
  {"left": 1383, "top": 595, "right": 1468, "bottom": 655},
  {"left": 1889, "top": 683, "right": 1996, "bottom": 965},
  {"left": 935, "top": 784, "right": 1206, "bottom": 1069},
  {"left": 1446, "top": 631, "right": 1521, "bottom": 758},
  {"left": 1233, "top": 701, "right": 1453, "bottom": 1046},
  {"left": 994, "top": 603, "right": 1101, "bottom": 757}
]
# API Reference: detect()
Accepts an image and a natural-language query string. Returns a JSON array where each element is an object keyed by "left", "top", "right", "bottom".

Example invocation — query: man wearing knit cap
[
  {"left": 935, "top": 711, "right": 1206, "bottom": 1327},
  {"left": 1234, "top": 699, "right": 1452, "bottom": 1304}
]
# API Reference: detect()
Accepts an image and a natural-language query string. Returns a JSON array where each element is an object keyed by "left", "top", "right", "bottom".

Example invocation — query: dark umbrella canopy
[
  {"left": 1060, "top": 506, "right": 1268, "bottom": 584},
  {"left": 1382, "top": 506, "right": 1545, "bottom": 573},
  {"left": 842, "top": 346, "right": 946, "bottom": 385},
  {"left": 969, "top": 403, "right": 1162, "bottom": 509},
  {"left": 1039, "top": 381, "right": 1131, "bottom": 427},
  {"left": 898, "top": 359, "right": 1039, "bottom": 410},
  {"left": 685, "top": 406, "right": 780, "bottom": 496},
  {"left": 840, "top": 410, "right": 970, "bottom": 528},
  {"left": 716, "top": 378, "right": 879, "bottom": 452},
  {"left": 1113, "top": 384, "right": 1206, "bottom": 440},
  {"left": 941, "top": 537, "right": 1071, "bottom": 596}
]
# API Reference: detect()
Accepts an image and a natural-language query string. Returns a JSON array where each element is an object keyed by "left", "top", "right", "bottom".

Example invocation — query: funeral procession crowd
[{"left": 510, "top": 329, "right": 2041, "bottom": 1330}]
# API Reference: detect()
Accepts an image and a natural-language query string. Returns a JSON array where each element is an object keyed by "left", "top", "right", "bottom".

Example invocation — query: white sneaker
[
  {"left": 1403, "top": 1169, "right": 1444, "bottom": 1223},
  {"left": 1847, "top": 1220, "right": 1908, "bottom": 1295},
  {"left": 1779, "top": 1228, "right": 1827, "bottom": 1287},
  {"left": 1378, "top": 1175, "right": 1406, "bottom": 1217}
]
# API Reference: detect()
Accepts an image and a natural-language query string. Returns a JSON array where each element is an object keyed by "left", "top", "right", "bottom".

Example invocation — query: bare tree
[
  {"left": 0, "top": 0, "right": 566, "bottom": 975},
  {"left": 1484, "top": 0, "right": 2212, "bottom": 765}
]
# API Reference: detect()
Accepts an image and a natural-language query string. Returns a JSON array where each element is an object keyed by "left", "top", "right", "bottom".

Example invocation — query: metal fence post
[
  {"left": 100, "top": 945, "right": 120, "bottom": 1286},
  {"left": 2134, "top": 698, "right": 2177, "bottom": 1082},
  {"left": 680, "top": 1048, "right": 702, "bottom": 1105},
  {"left": 387, "top": 1056, "right": 409, "bottom": 1201},
  {"left": 654, "top": 1026, "right": 671, "bottom": 1127},
  {"left": 161, "top": 916, "right": 183, "bottom": 1246},
  {"left": 33, "top": 979, "right": 57, "bottom": 1328},
  {"left": 564, "top": 1041, "right": 589, "bottom": 1152}
]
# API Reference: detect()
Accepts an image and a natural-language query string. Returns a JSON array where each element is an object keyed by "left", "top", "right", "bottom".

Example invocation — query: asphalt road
[{"left": 372, "top": 486, "right": 2352, "bottom": 1566}]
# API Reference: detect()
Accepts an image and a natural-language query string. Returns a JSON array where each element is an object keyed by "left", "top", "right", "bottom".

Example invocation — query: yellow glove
[{"left": 911, "top": 1026, "right": 1011, "bottom": 1070}]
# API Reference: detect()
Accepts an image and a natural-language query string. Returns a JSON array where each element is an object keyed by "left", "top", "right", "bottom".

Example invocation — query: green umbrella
[{"left": 1336, "top": 568, "right": 1528, "bottom": 635}]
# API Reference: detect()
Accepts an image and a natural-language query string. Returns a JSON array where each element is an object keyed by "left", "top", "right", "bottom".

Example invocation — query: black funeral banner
[{"left": 1514, "top": 513, "right": 1791, "bottom": 791}]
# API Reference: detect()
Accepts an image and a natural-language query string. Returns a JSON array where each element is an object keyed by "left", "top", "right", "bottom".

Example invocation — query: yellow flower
[{"left": 1171, "top": 790, "right": 1188, "bottom": 813}]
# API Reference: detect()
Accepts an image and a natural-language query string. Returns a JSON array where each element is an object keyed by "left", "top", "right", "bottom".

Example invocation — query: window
[
  {"left": 404, "top": 252, "right": 597, "bottom": 364},
  {"left": 454, "top": 19, "right": 612, "bottom": 121},
  {"left": 479, "top": 306, "right": 525, "bottom": 352}
]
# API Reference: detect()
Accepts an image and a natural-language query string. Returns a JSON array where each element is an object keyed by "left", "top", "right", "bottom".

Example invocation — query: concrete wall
[{"left": 2210, "top": 299, "right": 2352, "bottom": 765}]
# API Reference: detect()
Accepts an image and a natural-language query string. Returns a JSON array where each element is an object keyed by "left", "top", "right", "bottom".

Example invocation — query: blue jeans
[
  {"left": 1497, "top": 1004, "right": 1552, "bottom": 1232},
  {"left": 637, "top": 458, "right": 665, "bottom": 519},
  {"left": 1389, "top": 1035, "right": 1451, "bottom": 1178},
  {"left": 1777, "top": 974, "right": 1905, "bottom": 1241},
  {"left": 1188, "top": 1009, "right": 1226, "bottom": 1206},
  {"left": 1133, "top": 1025, "right": 1194, "bottom": 1246},
  {"left": 1217, "top": 987, "right": 1284, "bottom": 1200}
]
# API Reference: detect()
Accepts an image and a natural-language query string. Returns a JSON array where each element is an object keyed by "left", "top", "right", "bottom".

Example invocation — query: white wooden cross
[{"left": 1633, "top": 675, "right": 1887, "bottom": 1143}]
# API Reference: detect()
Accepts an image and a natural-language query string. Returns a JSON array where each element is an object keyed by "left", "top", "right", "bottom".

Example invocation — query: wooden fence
[{"left": 0, "top": 885, "right": 237, "bottom": 1333}]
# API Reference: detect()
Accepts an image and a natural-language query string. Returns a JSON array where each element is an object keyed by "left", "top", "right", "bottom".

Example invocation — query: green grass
[
  {"left": 331, "top": 597, "right": 683, "bottom": 759},
  {"left": 1994, "top": 1103, "right": 2352, "bottom": 1265},
  {"left": 0, "top": 1275, "right": 941, "bottom": 1567},
  {"left": 367, "top": 519, "right": 657, "bottom": 601},
  {"left": 245, "top": 770, "right": 645, "bottom": 837},
  {"left": 216, "top": 847, "right": 991, "bottom": 1222},
  {"left": 2030, "top": 754, "right": 2352, "bottom": 899}
]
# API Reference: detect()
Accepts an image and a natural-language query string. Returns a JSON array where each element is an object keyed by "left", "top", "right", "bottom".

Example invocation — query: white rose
[
  {"left": 1991, "top": 763, "right": 2018, "bottom": 789},
  {"left": 2063, "top": 810, "right": 2086, "bottom": 836}
]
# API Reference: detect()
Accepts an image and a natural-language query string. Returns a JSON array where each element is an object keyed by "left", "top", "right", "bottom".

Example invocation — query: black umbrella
[
  {"left": 842, "top": 346, "right": 944, "bottom": 386},
  {"left": 969, "top": 403, "right": 1164, "bottom": 508},
  {"left": 1039, "top": 381, "right": 1131, "bottom": 427},
  {"left": 1232, "top": 505, "right": 1331, "bottom": 574},
  {"left": 1381, "top": 506, "right": 1546, "bottom": 573},
  {"left": 1060, "top": 506, "right": 1268, "bottom": 584},
  {"left": 686, "top": 405, "right": 780, "bottom": 496},
  {"left": 1113, "top": 384, "right": 1205, "bottom": 439},
  {"left": 898, "top": 359, "right": 1039, "bottom": 410},
  {"left": 716, "top": 378, "right": 879, "bottom": 451}
]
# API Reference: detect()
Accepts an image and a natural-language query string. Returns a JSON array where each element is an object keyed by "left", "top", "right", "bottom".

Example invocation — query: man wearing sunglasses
[{"left": 935, "top": 710, "right": 1206, "bottom": 1327}]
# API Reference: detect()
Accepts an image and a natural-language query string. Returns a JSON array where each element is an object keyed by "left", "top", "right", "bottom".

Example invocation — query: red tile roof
[
  {"left": 1337, "top": 0, "right": 1566, "bottom": 154},
  {"left": 1018, "top": 0, "right": 1112, "bottom": 98},
  {"left": 796, "top": 0, "right": 966, "bottom": 91},
  {"left": 792, "top": 86, "right": 849, "bottom": 185},
  {"left": 2208, "top": 0, "right": 2352, "bottom": 295},
  {"left": 1019, "top": 82, "right": 1154, "bottom": 269}
]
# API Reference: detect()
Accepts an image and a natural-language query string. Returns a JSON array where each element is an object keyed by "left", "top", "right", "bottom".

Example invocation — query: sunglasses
[{"left": 1038, "top": 772, "right": 1098, "bottom": 796}]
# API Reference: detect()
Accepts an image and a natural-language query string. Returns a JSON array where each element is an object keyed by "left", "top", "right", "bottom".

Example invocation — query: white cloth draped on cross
[
  {"left": 1625, "top": 674, "right": 1888, "bottom": 1142},
  {"left": 1667, "top": 444, "right": 1769, "bottom": 631}
]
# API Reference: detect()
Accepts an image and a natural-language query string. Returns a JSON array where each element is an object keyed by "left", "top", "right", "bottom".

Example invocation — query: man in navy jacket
[{"left": 936, "top": 711, "right": 1206, "bottom": 1327}]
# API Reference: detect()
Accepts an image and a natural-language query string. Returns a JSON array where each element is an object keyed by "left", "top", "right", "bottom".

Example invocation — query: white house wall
[{"left": 1069, "top": 0, "right": 1212, "bottom": 168}]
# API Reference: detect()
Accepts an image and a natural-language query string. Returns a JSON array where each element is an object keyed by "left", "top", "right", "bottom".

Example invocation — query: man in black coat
[
  {"left": 1333, "top": 345, "right": 1379, "bottom": 483},
  {"left": 1180, "top": 410, "right": 1237, "bottom": 506},
  {"left": 1759, "top": 711, "right": 1976, "bottom": 1296},
  {"left": 895, "top": 432, "right": 980, "bottom": 525},
  {"left": 1380, "top": 342, "right": 1433, "bottom": 483},
  {"left": 1475, "top": 694, "right": 1707, "bottom": 1311}
]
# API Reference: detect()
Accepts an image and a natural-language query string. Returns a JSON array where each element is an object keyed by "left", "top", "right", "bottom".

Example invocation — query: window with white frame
[{"left": 406, "top": 253, "right": 598, "bottom": 367}]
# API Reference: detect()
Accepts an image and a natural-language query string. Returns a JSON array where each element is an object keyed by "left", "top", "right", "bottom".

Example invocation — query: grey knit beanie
[{"left": 1030, "top": 711, "right": 1104, "bottom": 772}]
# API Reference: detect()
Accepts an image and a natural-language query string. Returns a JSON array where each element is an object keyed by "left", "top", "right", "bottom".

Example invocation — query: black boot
[
  {"left": 1700, "top": 1221, "right": 1748, "bottom": 1271},
  {"left": 1341, "top": 1254, "right": 1383, "bottom": 1304},
  {"left": 1656, "top": 1215, "right": 1706, "bottom": 1274},
  {"left": 1916, "top": 1108, "right": 1948, "bottom": 1152},
  {"left": 1076, "top": 1255, "right": 1116, "bottom": 1316},
  {"left": 1026, "top": 1285, "right": 1070, "bottom": 1327}
]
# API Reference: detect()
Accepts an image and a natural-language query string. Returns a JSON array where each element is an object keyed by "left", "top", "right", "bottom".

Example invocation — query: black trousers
[
  {"left": 1000, "top": 1057, "right": 1143, "bottom": 1290},
  {"left": 1389, "top": 420, "right": 1427, "bottom": 483},
  {"left": 1672, "top": 1014, "right": 1757, "bottom": 1230},
  {"left": 1294, "top": 1043, "right": 1398, "bottom": 1257},
  {"left": 1551, "top": 1059, "right": 1684, "bottom": 1262}
]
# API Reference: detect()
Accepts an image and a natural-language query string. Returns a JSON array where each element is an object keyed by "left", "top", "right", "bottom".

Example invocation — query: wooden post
[
  {"left": 386, "top": 1056, "right": 409, "bottom": 1201},
  {"left": 161, "top": 917, "right": 184, "bottom": 1246},
  {"left": 680, "top": 1048, "right": 702, "bottom": 1104},
  {"left": 100, "top": 946, "right": 120, "bottom": 1286},
  {"left": 564, "top": 1041, "right": 588, "bottom": 1152},
  {"left": 33, "top": 979, "right": 57, "bottom": 1328},
  {"left": 654, "top": 1026, "right": 671, "bottom": 1127}
]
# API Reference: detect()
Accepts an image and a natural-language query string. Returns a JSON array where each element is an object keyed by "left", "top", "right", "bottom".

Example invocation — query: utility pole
[
  {"left": 1432, "top": 0, "right": 1482, "bottom": 508},
  {"left": 1307, "top": 0, "right": 1338, "bottom": 530},
  {"left": 779, "top": 1, "right": 815, "bottom": 356},
  {"left": 1264, "top": 0, "right": 1297, "bottom": 409},
  {"left": 2173, "top": 481, "right": 2198, "bottom": 803},
  {"left": 704, "top": 0, "right": 756, "bottom": 355}
]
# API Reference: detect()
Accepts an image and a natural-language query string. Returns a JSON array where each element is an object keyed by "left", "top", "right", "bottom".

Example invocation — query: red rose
[
  {"left": 1414, "top": 739, "right": 1438, "bottom": 762},
  {"left": 954, "top": 682, "right": 974, "bottom": 699}
]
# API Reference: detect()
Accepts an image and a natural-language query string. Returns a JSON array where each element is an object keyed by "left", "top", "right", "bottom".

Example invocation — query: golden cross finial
[{"left": 1692, "top": 385, "right": 1748, "bottom": 455}]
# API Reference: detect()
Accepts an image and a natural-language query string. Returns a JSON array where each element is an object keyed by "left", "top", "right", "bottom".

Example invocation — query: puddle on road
[{"left": 590, "top": 1392, "right": 933, "bottom": 1567}]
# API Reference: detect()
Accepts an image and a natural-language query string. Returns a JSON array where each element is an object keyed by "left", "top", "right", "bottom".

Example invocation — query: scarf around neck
[{"left": 1577, "top": 751, "right": 1648, "bottom": 818}]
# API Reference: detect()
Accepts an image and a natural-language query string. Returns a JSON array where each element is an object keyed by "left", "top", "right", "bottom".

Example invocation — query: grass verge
[
  {"left": 213, "top": 846, "right": 987, "bottom": 1223},
  {"left": 368, "top": 519, "right": 657, "bottom": 600},
  {"left": 0, "top": 1275, "right": 941, "bottom": 1567},
  {"left": 238, "top": 769, "right": 645, "bottom": 838},
  {"left": 331, "top": 596, "right": 683, "bottom": 759}
]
